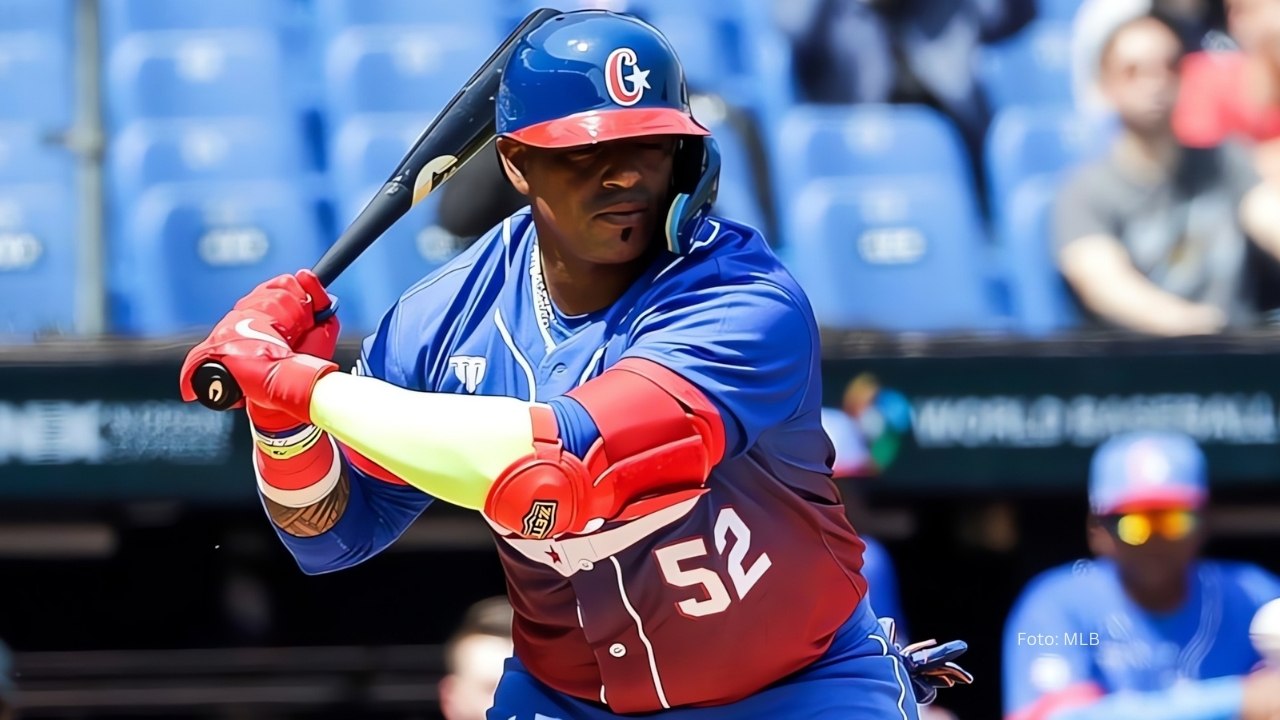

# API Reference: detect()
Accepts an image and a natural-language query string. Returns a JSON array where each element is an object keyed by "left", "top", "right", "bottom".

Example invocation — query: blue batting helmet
[{"left": 497, "top": 10, "right": 720, "bottom": 254}]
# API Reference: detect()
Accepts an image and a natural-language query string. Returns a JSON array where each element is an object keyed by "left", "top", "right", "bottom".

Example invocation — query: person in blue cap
[{"left": 1002, "top": 432, "right": 1280, "bottom": 720}]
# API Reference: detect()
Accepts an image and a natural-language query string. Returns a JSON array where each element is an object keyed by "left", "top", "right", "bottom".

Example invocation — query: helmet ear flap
[{"left": 665, "top": 136, "right": 721, "bottom": 255}]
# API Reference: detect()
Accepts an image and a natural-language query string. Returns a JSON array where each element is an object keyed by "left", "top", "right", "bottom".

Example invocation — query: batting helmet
[{"left": 497, "top": 10, "right": 721, "bottom": 255}]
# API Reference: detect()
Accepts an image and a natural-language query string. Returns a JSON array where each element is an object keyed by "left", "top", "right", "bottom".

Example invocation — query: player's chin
[{"left": 587, "top": 219, "right": 656, "bottom": 262}]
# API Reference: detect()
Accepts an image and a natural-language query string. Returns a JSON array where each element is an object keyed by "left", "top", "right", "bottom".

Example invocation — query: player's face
[
  {"left": 501, "top": 135, "right": 677, "bottom": 264},
  {"left": 1092, "top": 510, "right": 1204, "bottom": 590},
  {"left": 1099, "top": 19, "right": 1182, "bottom": 134}
]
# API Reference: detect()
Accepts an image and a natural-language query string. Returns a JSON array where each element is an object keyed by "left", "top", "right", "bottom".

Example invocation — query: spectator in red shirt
[{"left": 1174, "top": 0, "right": 1280, "bottom": 175}]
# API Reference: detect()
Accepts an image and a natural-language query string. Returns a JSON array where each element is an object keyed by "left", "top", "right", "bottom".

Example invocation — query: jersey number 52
[{"left": 653, "top": 507, "right": 773, "bottom": 618}]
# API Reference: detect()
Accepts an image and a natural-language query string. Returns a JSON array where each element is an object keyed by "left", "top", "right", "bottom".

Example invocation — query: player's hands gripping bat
[
  {"left": 179, "top": 271, "right": 340, "bottom": 425},
  {"left": 877, "top": 617, "right": 974, "bottom": 705},
  {"left": 186, "top": 7, "right": 563, "bottom": 412}
]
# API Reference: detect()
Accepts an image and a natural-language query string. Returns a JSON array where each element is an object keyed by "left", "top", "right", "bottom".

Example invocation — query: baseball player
[
  {"left": 1002, "top": 432, "right": 1280, "bottom": 720},
  {"left": 179, "top": 11, "right": 970, "bottom": 718}
]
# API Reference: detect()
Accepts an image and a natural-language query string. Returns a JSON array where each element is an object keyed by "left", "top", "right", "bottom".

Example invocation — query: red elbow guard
[{"left": 483, "top": 358, "right": 725, "bottom": 539}]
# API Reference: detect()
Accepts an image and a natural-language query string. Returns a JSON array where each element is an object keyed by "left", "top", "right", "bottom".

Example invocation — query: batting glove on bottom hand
[
  {"left": 878, "top": 617, "right": 974, "bottom": 705},
  {"left": 179, "top": 271, "right": 340, "bottom": 425}
]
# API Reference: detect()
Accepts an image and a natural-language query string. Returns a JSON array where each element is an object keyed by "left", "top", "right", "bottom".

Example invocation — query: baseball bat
[{"left": 191, "top": 8, "right": 562, "bottom": 411}]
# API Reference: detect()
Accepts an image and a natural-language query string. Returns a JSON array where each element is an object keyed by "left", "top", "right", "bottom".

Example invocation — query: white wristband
[{"left": 253, "top": 434, "right": 343, "bottom": 508}]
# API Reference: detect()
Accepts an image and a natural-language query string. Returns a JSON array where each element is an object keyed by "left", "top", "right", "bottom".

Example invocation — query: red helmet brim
[{"left": 504, "top": 107, "right": 710, "bottom": 148}]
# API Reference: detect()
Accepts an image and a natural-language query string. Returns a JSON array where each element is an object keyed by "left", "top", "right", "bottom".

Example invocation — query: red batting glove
[
  {"left": 179, "top": 271, "right": 340, "bottom": 425},
  {"left": 241, "top": 272, "right": 342, "bottom": 431}
]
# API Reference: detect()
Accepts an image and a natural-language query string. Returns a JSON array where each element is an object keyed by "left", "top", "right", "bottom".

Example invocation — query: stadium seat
[
  {"left": 773, "top": 105, "right": 975, "bottom": 201},
  {"left": 314, "top": 0, "right": 505, "bottom": 32},
  {"left": 108, "top": 118, "right": 310, "bottom": 202},
  {"left": 998, "top": 174, "right": 1080, "bottom": 334},
  {"left": 1036, "top": 0, "right": 1084, "bottom": 22},
  {"left": 0, "top": 31, "right": 72, "bottom": 126},
  {"left": 105, "top": 30, "right": 291, "bottom": 124},
  {"left": 783, "top": 177, "right": 1001, "bottom": 332},
  {"left": 977, "top": 21, "right": 1073, "bottom": 110},
  {"left": 0, "top": 0, "right": 73, "bottom": 35},
  {"left": 984, "top": 107, "right": 1108, "bottom": 217},
  {"left": 0, "top": 123, "right": 74, "bottom": 183},
  {"left": 693, "top": 107, "right": 768, "bottom": 235},
  {"left": 0, "top": 182, "right": 77, "bottom": 336},
  {"left": 113, "top": 182, "right": 325, "bottom": 336},
  {"left": 327, "top": 114, "right": 463, "bottom": 332},
  {"left": 98, "top": 0, "right": 291, "bottom": 39},
  {"left": 324, "top": 24, "right": 501, "bottom": 119},
  {"left": 641, "top": 13, "right": 744, "bottom": 95}
]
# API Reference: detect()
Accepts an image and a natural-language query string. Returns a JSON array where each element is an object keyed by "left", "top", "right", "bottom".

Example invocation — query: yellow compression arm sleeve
[{"left": 308, "top": 372, "right": 537, "bottom": 510}]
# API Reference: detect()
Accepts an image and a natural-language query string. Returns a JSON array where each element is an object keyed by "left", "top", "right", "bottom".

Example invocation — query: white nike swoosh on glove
[{"left": 234, "top": 319, "right": 290, "bottom": 349}]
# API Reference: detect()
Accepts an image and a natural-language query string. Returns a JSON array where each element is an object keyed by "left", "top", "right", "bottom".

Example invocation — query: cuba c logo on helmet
[{"left": 605, "top": 47, "right": 651, "bottom": 107}]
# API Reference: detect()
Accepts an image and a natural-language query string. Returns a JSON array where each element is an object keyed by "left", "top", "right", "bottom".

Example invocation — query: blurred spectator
[
  {"left": 0, "top": 638, "right": 12, "bottom": 720},
  {"left": 438, "top": 596, "right": 513, "bottom": 720},
  {"left": 1054, "top": 14, "right": 1280, "bottom": 335},
  {"left": 777, "top": 0, "right": 1035, "bottom": 161},
  {"left": 1174, "top": 0, "right": 1280, "bottom": 177},
  {"left": 1002, "top": 432, "right": 1280, "bottom": 720},
  {"left": 1072, "top": 0, "right": 1228, "bottom": 117}
]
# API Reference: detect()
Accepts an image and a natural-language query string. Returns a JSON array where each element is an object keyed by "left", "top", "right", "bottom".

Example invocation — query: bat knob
[{"left": 192, "top": 362, "right": 243, "bottom": 411}]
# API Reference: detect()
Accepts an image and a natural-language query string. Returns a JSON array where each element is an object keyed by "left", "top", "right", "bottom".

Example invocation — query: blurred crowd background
[{"left": 3, "top": 0, "right": 1280, "bottom": 719}]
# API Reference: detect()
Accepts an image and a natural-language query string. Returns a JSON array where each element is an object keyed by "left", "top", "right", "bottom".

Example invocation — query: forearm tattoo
[{"left": 262, "top": 469, "right": 351, "bottom": 537}]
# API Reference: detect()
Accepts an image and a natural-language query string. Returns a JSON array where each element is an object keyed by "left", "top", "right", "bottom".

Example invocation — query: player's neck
[{"left": 535, "top": 233, "right": 658, "bottom": 316}]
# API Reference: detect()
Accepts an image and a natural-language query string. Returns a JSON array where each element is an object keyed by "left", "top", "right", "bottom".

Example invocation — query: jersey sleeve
[
  {"left": 622, "top": 278, "right": 817, "bottom": 459},
  {"left": 1003, "top": 572, "right": 1103, "bottom": 719}
]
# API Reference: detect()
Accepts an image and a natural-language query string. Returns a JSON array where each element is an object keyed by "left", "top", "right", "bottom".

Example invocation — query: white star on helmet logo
[{"left": 625, "top": 65, "right": 651, "bottom": 93}]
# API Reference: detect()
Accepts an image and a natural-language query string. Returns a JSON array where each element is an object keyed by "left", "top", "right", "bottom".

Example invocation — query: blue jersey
[
  {"left": 1002, "top": 558, "right": 1280, "bottom": 720},
  {"left": 279, "top": 209, "right": 869, "bottom": 713}
]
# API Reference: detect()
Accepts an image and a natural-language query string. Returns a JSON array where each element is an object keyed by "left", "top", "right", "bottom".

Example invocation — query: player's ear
[{"left": 496, "top": 137, "right": 531, "bottom": 196}]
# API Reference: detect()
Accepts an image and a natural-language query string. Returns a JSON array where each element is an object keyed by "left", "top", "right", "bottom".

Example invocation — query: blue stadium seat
[
  {"left": 985, "top": 107, "right": 1107, "bottom": 217},
  {"left": 105, "top": 30, "right": 291, "bottom": 124},
  {"left": 978, "top": 21, "right": 1073, "bottom": 110},
  {"left": 646, "top": 13, "right": 747, "bottom": 97},
  {"left": 0, "top": 31, "right": 72, "bottom": 125},
  {"left": 99, "top": 0, "right": 291, "bottom": 39},
  {"left": 327, "top": 114, "right": 462, "bottom": 332},
  {"left": 314, "top": 0, "right": 504, "bottom": 32},
  {"left": 0, "top": 182, "right": 77, "bottom": 336},
  {"left": 0, "top": 0, "right": 72, "bottom": 34},
  {"left": 324, "top": 24, "right": 501, "bottom": 118},
  {"left": 1036, "top": 0, "right": 1084, "bottom": 22},
  {"left": 774, "top": 105, "right": 975, "bottom": 201},
  {"left": 998, "top": 174, "right": 1079, "bottom": 334},
  {"left": 695, "top": 110, "right": 767, "bottom": 235},
  {"left": 783, "top": 177, "right": 1001, "bottom": 332},
  {"left": 108, "top": 119, "right": 310, "bottom": 202},
  {"left": 113, "top": 182, "right": 324, "bottom": 336},
  {"left": 0, "top": 123, "right": 74, "bottom": 183}
]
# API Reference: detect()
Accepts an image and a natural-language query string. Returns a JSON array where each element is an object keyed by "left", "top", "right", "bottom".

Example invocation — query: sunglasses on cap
[{"left": 1100, "top": 510, "right": 1200, "bottom": 546}]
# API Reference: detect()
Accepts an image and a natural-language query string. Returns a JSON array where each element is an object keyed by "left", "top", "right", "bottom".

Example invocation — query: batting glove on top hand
[
  {"left": 179, "top": 271, "right": 340, "bottom": 426},
  {"left": 878, "top": 617, "right": 974, "bottom": 705}
]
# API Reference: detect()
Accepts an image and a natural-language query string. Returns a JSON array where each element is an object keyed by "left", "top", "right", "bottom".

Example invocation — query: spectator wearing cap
[{"left": 1001, "top": 432, "right": 1280, "bottom": 720}]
